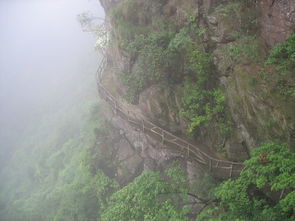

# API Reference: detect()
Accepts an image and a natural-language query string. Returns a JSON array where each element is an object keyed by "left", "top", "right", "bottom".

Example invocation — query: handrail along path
[{"left": 96, "top": 56, "right": 245, "bottom": 179}]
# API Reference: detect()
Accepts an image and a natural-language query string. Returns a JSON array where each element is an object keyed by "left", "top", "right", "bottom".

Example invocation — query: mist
[{"left": 0, "top": 0, "right": 104, "bottom": 165}]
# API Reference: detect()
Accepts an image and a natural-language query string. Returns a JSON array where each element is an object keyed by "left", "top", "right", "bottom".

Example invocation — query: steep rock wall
[
  {"left": 94, "top": 103, "right": 207, "bottom": 186},
  {"left": 260, "top": 0, "right": 295, "bottom": 47},
  {"left": 98, "top": 0, "right": 294, "bottom": 166}
]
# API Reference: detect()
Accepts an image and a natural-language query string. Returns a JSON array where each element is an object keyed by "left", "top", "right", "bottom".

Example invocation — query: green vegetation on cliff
[
  {"left": 266, "top": 33, "right": 295, "bottom": 100},
  {"left": 110, "top": 0, "right": 233, "bottom": 138},
  {"left": 267, "top": 34, "right": 295, "bottom": 76},
  {"left": 197, "top": 142, "right": 295, "bottom": 221},
  {"left": 101, "top": 168, "right": 191, "bottom": 221}
]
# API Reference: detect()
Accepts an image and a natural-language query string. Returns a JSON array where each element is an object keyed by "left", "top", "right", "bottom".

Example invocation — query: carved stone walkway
[{"left": 96, "top": 56, "right": 245, "bottom": 179}]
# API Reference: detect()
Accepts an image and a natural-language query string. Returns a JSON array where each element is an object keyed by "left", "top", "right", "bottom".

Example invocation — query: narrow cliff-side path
[{"left": 96, "top": 56, "right": 245, "bottom": 179}]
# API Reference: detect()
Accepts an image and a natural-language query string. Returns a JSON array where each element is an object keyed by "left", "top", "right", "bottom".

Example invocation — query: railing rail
[{"left": 96, "top": 55, "right": 245, "bottom": 178}]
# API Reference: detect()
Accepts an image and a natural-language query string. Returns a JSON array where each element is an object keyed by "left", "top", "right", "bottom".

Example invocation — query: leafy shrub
[
  {"left": 266, "top": 34, "right": 295, "bottom": 100},
  {"left": 180, "top": 43, "right": 231, "bottom": 134},
  {"left": 276, "top": 79, "right": 295, "bottom": 99},
  {"left": 101, "top": 168, "right": 190, "bottom": 221},
  {"left": 197, "top": 142, "right": 295, "bottom": 221},
  {"left": 182, "top": 82, "right": 230, "bottom": 133},
  {"left": 266, "top": 33, "right": 295, "bottom": 75}
]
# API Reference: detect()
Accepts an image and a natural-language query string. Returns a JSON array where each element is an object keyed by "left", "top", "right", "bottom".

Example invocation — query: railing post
[
  {"left": 114, "top": 100, "right": 117, "bottom": 115},
  {"left": 209, "top": 159, "right": 212, "bottom": 172},
  {"left": 161, "top": 130, "right": 164, "bottom": 146},
  {"left": 187, "top": 144, "right": 190, "bottom": 157},
  {"left": 230, "top": 164, "right": 233, "bottom": 178},
  {"left": 142, "top": 120, "right": 145, "bottom": 132},
  {"left": 127, "top": 110, "right": 130, "bottom": 121}
]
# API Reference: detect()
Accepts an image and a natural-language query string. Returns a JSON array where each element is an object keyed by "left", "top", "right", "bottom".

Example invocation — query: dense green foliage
[
  {"left": 266, "top": 33, "right": 295, "bottom": 99},
  {"left": 100, "top": 167, "right": 218, "bottom": 221},
  {"left": 182, "top": 82, "right": 230, "bottom": 134},
  {"left": 267, "top": 34, "right": 295, "bottom": 75},
  {"left": 197, "top": 142, "right": 295, "bottom": 221},
  {"left": 101, "top": 168, "right": 191, "bottom": 221},
  {"left": 180, "top": 41, "right": 232, "bottom": 134}
]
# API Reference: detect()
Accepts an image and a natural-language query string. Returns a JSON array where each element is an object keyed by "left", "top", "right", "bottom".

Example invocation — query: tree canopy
[
  {"left": 197, "top": 142, "right": 295, "bottom": 221},
  {"left": 101, "top": 168, "right": 191, "bottom": 221}
]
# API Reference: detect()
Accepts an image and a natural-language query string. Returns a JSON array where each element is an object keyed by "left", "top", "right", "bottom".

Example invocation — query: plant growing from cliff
[
  {"left": 197, "top": 142, "right": 295, "bottom": 221},
  {"left": 182, "top": 84, "right": 225, "bottom": 133},
  {"left": 77, "top": 12, "right": 109, "bottom": 51},
  {"left": 220, "top": 36, "right": 264, "bottom": 65},
  {"left": 116, "top": 31, "right": 177, "bottom": 102},
  {"left": 266, "top": 34, "right": 295, "bottom": 75},
  {"left": 181, "top": 75, "right": 231, "bottom": 134},
  {"left": 112, "top": 1, "right": 209, "bottom": 102},
  {"left": 180, "top": 42, "right": 233, "bottom": 135},
  {"left": 266, "top": 33, "right": 295, "bottom": 100}
]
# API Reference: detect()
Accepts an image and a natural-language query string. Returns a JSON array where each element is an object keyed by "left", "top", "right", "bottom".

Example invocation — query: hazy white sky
[
  {"left": 0, "top": 0, "right": 104, "bottom": 159},
  {"left": 0, "top": 0, "right": 104, "bottom": 107}
]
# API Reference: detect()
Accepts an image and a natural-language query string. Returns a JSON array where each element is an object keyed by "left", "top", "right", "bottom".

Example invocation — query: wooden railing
[{"left": 96, "top": 56, "right": 245, "bottom": 178}]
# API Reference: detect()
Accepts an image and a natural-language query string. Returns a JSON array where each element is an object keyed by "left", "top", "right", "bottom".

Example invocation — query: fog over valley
[{"left": 0, "top": 0, "right": 104, "bottom": 164}]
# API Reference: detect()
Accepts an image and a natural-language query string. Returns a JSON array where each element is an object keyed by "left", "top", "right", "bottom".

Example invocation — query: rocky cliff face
[
  {"left": 97, "top": 0, "right": 294, "bottom": 182},
  {"left": 93, "top": 104, "right": 207, "bottom": 186},
  {"left": 260, "top": 0, "right": 295, "bottom": 47},
  {"left": 209, "top": 0, "right": 295, "bottom": 154}
]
